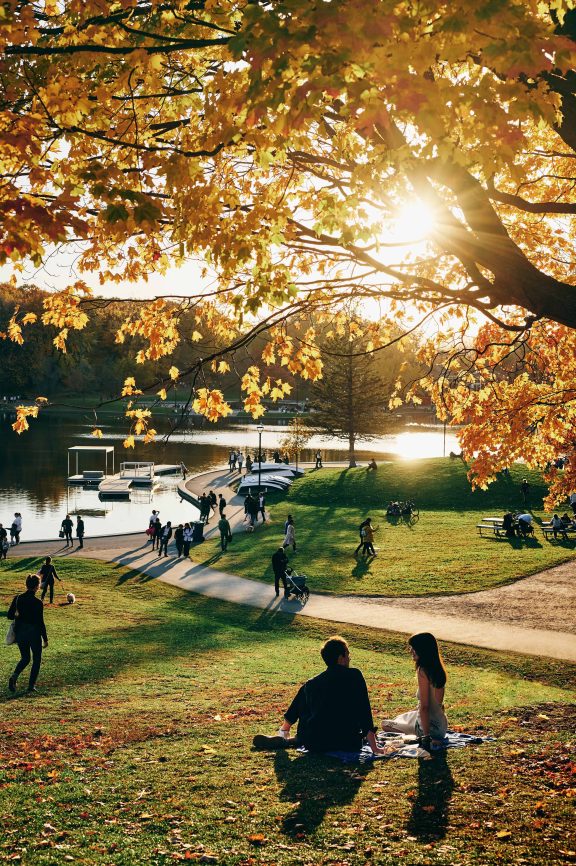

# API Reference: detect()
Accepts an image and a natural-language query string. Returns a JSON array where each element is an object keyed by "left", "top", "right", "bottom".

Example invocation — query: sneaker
[
  {"left": 8, "top": 676, "right": 16, "bottom": 693},
  {"left": 252, "top": 734, "right": 290, "bottom": 751}
]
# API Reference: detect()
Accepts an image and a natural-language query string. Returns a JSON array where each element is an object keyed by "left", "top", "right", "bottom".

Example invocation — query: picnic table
[
  {"left": 541, "top": 520, "right": 576, "bottom": 541},
  {"left": 476, "top": 517, "right": 507, "bottom": 537}
]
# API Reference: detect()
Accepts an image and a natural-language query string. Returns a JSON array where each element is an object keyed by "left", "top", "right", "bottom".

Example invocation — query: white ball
[{"left": 66, "top": 593, "right": 76, "bottom": 604}]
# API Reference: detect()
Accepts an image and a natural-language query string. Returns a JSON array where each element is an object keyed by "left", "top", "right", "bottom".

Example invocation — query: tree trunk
[{"left": 347, "top": 351, "right": 357, "bottom": 467}]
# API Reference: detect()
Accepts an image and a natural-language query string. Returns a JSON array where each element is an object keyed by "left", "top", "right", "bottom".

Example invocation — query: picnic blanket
[{"left": 306, "top": 731, "right": 492, "bottom": 764}]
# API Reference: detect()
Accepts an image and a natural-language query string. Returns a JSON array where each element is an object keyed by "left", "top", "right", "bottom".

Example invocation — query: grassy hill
[{"left": 209, "top": 459, "right": 575, "bottom": 596}]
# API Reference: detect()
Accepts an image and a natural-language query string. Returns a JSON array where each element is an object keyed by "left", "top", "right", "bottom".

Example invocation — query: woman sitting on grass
[{"left": 381, "top": 632, "right": 448, "bottom": 750}]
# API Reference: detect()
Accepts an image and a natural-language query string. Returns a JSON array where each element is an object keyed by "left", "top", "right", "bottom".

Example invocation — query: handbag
[
  {"left": 58, "top": 529, "right": 65, "bottom": 539},
  {"left": 5, "top": 594, "right": 19, "bottom": 646}
]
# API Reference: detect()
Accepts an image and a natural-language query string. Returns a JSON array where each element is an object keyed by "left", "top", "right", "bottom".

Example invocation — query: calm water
[{"left": 0, "top": 415, "right": 459, "bottom": 541}]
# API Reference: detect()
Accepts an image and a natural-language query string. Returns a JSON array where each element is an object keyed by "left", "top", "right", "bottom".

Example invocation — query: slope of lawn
[
  {"left": 202, "top": 459, "right": 576, "bottom": 596},
  {"left": 0, "top": 557, "right": 574, "bottom": 866}
]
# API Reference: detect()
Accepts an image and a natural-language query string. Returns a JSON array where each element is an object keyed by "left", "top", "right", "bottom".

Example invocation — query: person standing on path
[
  {"left": 218, "top": 494, "right": 226, "bottom": 517},
  {"left": 272, "top": 546, "right": 288, "bottom": 597},
  {"left": 174, "top": 523, "right": 184, "bottom": 557},
  {"left": 218, "top": 513, "right": 232, "bottom": 551},
  {"left": 258, "top": 491, "right": 266, "bottom": 523},
  {"left": 315, "top": 450, "right": 323, "bottom": 469},
  {"left": 180, "top": 462, "right": 188, "bottom": 479},
  {"left": 152, "top": 516, "right": 162, "bottom": 550},
  {"left": 10, "top": 513, "right": 22, "bottom": 545},
  {"left": 76, "top": 516, "right": 85, "bottom": 549},
  {"left": 237, "top": 452, "right": 244, "bottom": 472},
  {"left": 61, "top": 514, "right": 73, "bottom": 547},
  {"left": 245, "top": 455, "right": 253, "bottom": 474},
  {"left": 283, "top": 516, "right": 296, "bottom": 552},
  {"left": 199, "top": 493, "right": 210, "bottom": 523},
  {"left": 39, "top": 556, "right": 62, "bottom": 604},
  {"left": 7, "top": 573, "right": 48, "bottom": 695},
  {"left": 208, "top": 490, "right": 217, "bottom": 514},
  {"left": 158, "top": 521, "right": 172, "bottom": 557},
  {"left": 183, "top": 522, "right": 193, "bottom": 557}
]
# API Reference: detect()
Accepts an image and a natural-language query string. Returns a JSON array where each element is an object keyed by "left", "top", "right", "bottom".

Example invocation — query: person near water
[
  {"left": 158, "top": 521, "right": 173, "bottom": 557},
  {"left": 152, "top": 516, "right": 162, "bottom": 550},
  {"left": 61, "top": 514, "right": 73, "bottom": 547},
  {"left": 174, "top": 523, "right": 184, "bottom": 556},
  {"left": 0, "top": 524, "right": 8, "bottom": 560},
  {"left": 7, "top": 573, "right": 49, "bottom": 695},
  {"left": 182, "top": 522, "right": 193, "bottom": 557},
  {"left": 76, "top": 515, "right": 85, "bottom": 549},
  {"left": 39, "top": 555, "right": 62, "bottom": 604},
  {"left": 381, "top": 632, "right": 448, "bottom": 751}
]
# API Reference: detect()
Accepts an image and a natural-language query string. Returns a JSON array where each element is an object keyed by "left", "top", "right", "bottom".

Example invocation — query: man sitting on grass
[{"left": 252, "top": 635, "right": 384, "bottom": 755}]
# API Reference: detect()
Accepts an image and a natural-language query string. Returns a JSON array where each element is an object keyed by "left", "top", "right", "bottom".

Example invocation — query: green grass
[
  {"left": 0, "top": 557, "right": 575, "bottom": 866},
  {"left": 203, "top": 459, "right": 576, "bottom": 596}
]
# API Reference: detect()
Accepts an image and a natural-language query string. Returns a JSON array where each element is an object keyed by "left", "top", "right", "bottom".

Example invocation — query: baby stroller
[{"left": 284, "top": 567, "right": 310, "bottom": 603}]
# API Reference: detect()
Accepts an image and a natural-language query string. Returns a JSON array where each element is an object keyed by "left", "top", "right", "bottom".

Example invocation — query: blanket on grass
[{"left": 302, "top": 732, "right": 492, "bottom": 764}]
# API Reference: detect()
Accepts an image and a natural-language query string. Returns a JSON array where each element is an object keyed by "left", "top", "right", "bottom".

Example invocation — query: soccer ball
[{"left": 66, "top": 593, "right": 75, "bottom": 604}]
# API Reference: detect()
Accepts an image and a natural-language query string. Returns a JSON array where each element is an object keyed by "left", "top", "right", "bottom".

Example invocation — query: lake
[{"left": 0, "top": 415, "right": 459, "bottom": 541}]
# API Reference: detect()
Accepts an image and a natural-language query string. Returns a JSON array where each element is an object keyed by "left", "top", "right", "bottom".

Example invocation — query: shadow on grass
[
  {"left": 274, "top": 750, "right": 372, "bottom": 836},
  {"left": 406, "top": 753, "right": 455, "bottom": 841}
]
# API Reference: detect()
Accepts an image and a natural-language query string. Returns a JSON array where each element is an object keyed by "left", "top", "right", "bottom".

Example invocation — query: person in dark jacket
[
  {"left": 174, "top": 523, "right": 184, "bottom": 557},
  {"left": 158, "top": 521, "right": 172, "bottom": 557},
  {"left": 76, "top": 515, "right": 85, "bottom": 549},
  {"left": 39, "top": 555, "right": 62, "bottom": 604},
  {"left": 252, "top": 636, "right": 383, "bottom": 754},
  {"left": 7, "top": 573, "right": 48, "bottom": 694},
  {"left": 61, "top": 514, "right": 73, "bottom": 547},
  {"left": 271, "top": 546, "right": 288, "bottom": 597},
  {"left": 218, "top": 513, "right": 232, "bottom": 551},
  {"left": 152, "top": 516, "right": 162, "bottom": 550},
  {"left": 0, "top": 523, "right": 8, "bottom": 560}
]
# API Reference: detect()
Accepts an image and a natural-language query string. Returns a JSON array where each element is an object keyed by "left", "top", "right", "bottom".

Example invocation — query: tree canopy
[{"left": 2, "top": 0, "right": 576, "bottom": 502}]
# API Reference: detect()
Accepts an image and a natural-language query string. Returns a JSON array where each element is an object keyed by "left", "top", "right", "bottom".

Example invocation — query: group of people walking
[
  {"left": 253, "top": 632, "right": 448, "bottom": 756},
  {"left": 354, "top": 517, "right": 378, "bottom": 557}
]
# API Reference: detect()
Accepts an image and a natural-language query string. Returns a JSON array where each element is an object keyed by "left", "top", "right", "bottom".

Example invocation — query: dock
[
  {"left": 154, "top": 464, "right": 181, "bottom": 476},
  {"left": 98, "top": 478, "right": 133, "bottom": 499}
]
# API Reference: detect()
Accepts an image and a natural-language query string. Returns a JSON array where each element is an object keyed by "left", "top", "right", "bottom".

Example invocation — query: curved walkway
[{"left": 6, "top": 464, "right": 576, "bottom": 662}]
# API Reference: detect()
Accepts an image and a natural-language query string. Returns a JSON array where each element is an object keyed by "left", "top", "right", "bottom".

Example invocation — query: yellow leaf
[
  {"left": 123, "top": 436, "right": 135, "bottom": 449},
  {"left": 157, "top": 388, "right": 167, "bottom": 400},
  {"left": 91, "top": 428, "right": 103, "bottom": 438},
  {"left": 169, "top": 366, "right": 179, "bottom": 380}
]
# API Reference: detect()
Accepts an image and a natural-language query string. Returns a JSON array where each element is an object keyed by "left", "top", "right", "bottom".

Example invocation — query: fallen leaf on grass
[
  {"left": 247, "top": 834, "right": 266, "bottom": 846},
  {"left": 496, "top": 830, "right": 512, "bottom": 839}
]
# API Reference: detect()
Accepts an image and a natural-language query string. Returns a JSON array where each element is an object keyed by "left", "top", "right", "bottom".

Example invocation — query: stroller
[{"left": 284, "top": 567, "right": 310, "bottom": 603}]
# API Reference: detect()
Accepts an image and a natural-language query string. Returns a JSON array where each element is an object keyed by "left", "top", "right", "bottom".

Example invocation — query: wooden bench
[
  {"left": 477, "top": 522, "right": 507, "bottom": 537},
  {"left": 541, "top": 523, "right": 576, "bottom": 540}
]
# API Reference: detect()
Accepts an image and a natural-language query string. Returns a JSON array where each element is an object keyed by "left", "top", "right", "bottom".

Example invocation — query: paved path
[{"left": 6, "top": 464, "right": 576, "bottom": 663}]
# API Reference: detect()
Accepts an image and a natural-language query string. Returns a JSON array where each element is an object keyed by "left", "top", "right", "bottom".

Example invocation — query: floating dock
[
  {"left": 98, "top": 478, "right": 133, "bottom": 499},
  {"left": 154, "top": 464, "right": 181, "bottom": 476}
]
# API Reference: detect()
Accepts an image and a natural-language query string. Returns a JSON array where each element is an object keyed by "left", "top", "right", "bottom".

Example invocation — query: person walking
[
  {"left": 258, "top": 491, "right": 266, "bottom": 523},
  {"left": 158, "top": 521, "right": 173, "bottom": 557},
  {"left": 237, "top": 451, "right": 244, "bottom": 472},
  {"left": 199, "top": 493, "right": 210, "bottom": 523},
  {"left": 218, "top": 493, "right": 226, "bottom": 517},
  {"left": 247, "top": 494, "right": 259, "bottom": 528},
  {"left": 283, "top": 516, "right": 296, "bottom": 552},
  {"left": 180, "top": 462, "right": 188, "bottom": 479},
  {"left": 245, "top": 454, "right": 253, "bottom": 474},
  {"left": 361, "top": 518, "right": 377, "bottom": 556},
  {"left": 208, "top": 490, "right": 217, "bottom": 512},
  {"left": 76, "top": 515, "right": 85, "bottom": 549},
  {"left": 39, "top": 556, "right": 62, "bottom": 604},
  {"left": 183, "top": 522, "right": 193, "bottom": 557},
  {"left": 228, "top": 450, "right": 235, "bottom": 471},
  {"left": 218, "top": 512, "right": 232, "bottom": 551},
  {"left": 272, "top": 546, "right": 288, "bottom": 597},
  {"left": 174, "top": 523, "right": 184, "bottom": 557},
  {"left": 354, "top": 518, "right": 371, "bottom": 556},
  {"left": 61, "top": 514, "right": 73, "bottom": 547},
  {"left": 7, "top": 573, "right": 48, "bottom": 695},
  {"left": 315, "top": 450, "right": 323, "bottom": 469}
]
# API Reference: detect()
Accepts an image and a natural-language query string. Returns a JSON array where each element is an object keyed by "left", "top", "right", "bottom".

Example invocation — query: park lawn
[
  {"left": 201, "top": 460, "right": 576, "bottom": 596},
  {"left": 0, "top": 558, "right": 575, "bottom": 866}
]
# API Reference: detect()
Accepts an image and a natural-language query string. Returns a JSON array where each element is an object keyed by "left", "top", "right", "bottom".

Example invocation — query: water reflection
[{"left": 0, "top": 416, "right": 459, "bottom": 540}]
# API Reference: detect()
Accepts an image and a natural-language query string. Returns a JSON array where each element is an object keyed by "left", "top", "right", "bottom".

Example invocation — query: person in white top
[
  {"left": 381, "top": 632, "right": 448, "bottom": 750},
  {"left": 10, "top": 513, "right": 22, "bottom": 545}
]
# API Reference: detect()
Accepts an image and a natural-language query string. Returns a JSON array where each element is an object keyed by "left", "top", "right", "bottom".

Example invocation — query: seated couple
[{"left": 253, "top": 632, "right": 447, "bottom": 756}]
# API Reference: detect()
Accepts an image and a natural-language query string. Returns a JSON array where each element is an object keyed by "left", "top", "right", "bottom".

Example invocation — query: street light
[{"left": 256, "top": 424, "right": 264, "bottom": 492}]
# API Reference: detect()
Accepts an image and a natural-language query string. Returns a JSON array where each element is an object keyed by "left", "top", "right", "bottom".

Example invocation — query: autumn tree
[{"left": 3, "top": 1, "right": 576, "bottom": 501}]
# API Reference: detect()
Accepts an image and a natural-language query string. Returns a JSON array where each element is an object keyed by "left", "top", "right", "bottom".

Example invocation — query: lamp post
[{"left": 257, "top": 424, "right": 264, "bottom": 492}]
